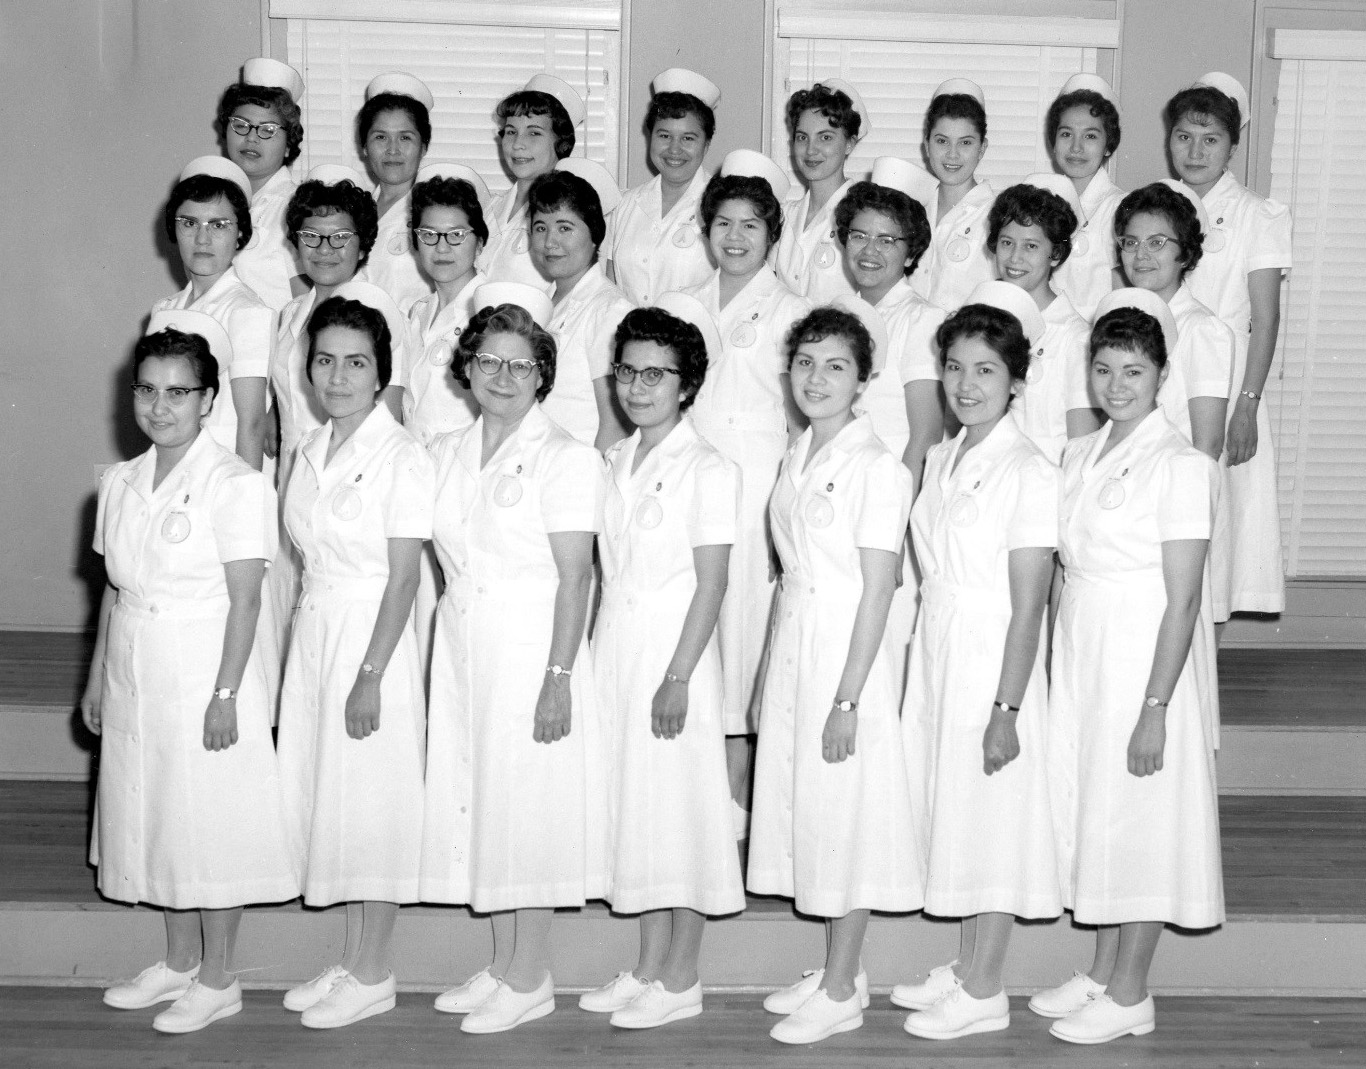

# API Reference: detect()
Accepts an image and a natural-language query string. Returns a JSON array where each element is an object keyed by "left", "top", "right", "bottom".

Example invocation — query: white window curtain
[{"left": 1267, "top": 30, "right": 1366, "bottom": 578}]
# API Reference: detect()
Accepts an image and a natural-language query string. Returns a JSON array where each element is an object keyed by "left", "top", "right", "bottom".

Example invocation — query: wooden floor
[{"left": 2, "top": 988, "right": 1363, "bottom": 1068}]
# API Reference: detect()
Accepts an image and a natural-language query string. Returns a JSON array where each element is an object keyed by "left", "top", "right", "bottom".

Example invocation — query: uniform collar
[
  {"left": 873, "top": 277, "right": 917, "bottom": 311},
  {"left": 1042, "top": 290, "right": 1080, "bottom": 325},
  {"left": 1200, "top": 170, "right": 1240, "bottom": 208},
  {"left": 1079, "top": 167, "right": 1117, "bottom": 217},
  {"left": 122, "top": 428, "right": 218, "bottom": 502},
  {"left": 789, "top": 411, "right": 878, "bottom": 471},
  {"left": 458, "top": 402, "right": 556, "bottom": 479},
  {"left": 254, "top": 166, "right": 295, "bottom": 204},
  {"left": 934, "top": 180, "right": 994, "bottom": 224},
  {"left": 944, "top": 410, "right": 1026, "bottom": 481},
  {"left": 1082, "top": 405, "right": 1170, "bottom": 476},
  {"left": 612, "top": 416, "right": 699, "bottom": 482},
  {"left": 553, "top": 262, "right": 611, "bottom": 315},
  {"left": 300, "top": 401, "right": 398, "bottom": 476},
  {"left": 417, "top": 271, "right": 486, "bottom": 335},
  {"left": 648, "top": 167, "right": 711, "bottom": 221},
  {"left": 795, "top": 177, "right": 856, "bottom": 230}
]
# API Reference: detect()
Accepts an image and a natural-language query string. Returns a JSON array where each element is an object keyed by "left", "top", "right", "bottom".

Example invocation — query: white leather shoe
[
  {"left": 1028, "top": 971, "right": 1105, "bottom": 1018},
  {"left": 769, "top": 989, "right": 863, "bottom": 1044},
  {"left": 903, "top": 986, "right": 1009, "bottom": 1040},
  {"left": 1050, "top": 993, "right": 1156, "bottom": 1044},
  {"left": 301, "top": 972, "right": 397, "bottom": 1029},
  {"left": 763, "top": 968, "right": 870, "bottom": 1015},
  {"left": 152, "top": 980, "right": 242, "bottom": 1033},
  {"left": 103, "top": 961, "right": 199, "bottom": 1010},
  {"left": 283, "top": 964, "right": 349, "bottom": 1012},
  {"left": 435, "top": 967, "right": 499, "bottom": 1014},
  {"left": 610, "top": 980, "right": 702, "bottom": 1028},
  {"left": 461, "top": 973, "right": 555, "bottom": 1034},
  {"left": 890, "top": 961, "right": 962, "bottom": 1010},
  {"left": 578, "top": 971, "right": 648, "bottom": 1013}
]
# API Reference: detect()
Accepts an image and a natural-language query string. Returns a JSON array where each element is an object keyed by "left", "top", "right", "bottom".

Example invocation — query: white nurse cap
[
  {"left": 1094, "top": 287, "right": 1179, "bottom": 356},
  {"left": 555, "top": 157, "right": 623, "bottom": 216},
  {"left": 719, "top": 149, "right": 790, "bottom": 202},
  {"left": 966, "top": 280, "right": 1045, "bottom": 347},
  {"left": 1019, "top": 171, "right": 1083, "bottom": 218},
  {"left": 815, "top": 78, "right": 871, "bottom": 138},
  {"left": 523, "top": 74, "right": 586, "bottom": 128},
  {"left": 831, "top": 294, "right": 891, "bottom": 375},
  {"left": 473, "top": 282, "right": 555, "bottom": 330},
  {"left": 306, "top": 163, "right": 369, "bottom": 189},
  {"left": 179, "top": 155, "right": 253, "bottom": 203},
  {"left": 147, "top": 309, "right": 235, "bottom": 368},
  {"left": 652, "top": 68, "right": 721, "bottom": 109},
  {"left": 655, "top": 292, "right": 723, "bottom": 364},
  {"left": 242, "top": 57, "right": 305, "bottom": 102},
  {"left": 366, "top": 72, "right": 434, "bottom": 111},
  {"left": 870, "top": 155, "right": 938, "bottom": 210},
  {"left": 333, "top": 279, "right": 409, "bottom": 347},
  {"left": 932, "top": 78, "right": 986, "bottom": 108},
  {"left": 1158, "top": 177, "right": 1210, "bottom": 235},
  {"left": 1058, "top": 72, "right": 1119, "bottom": 112},
  {"left": 1193, "top": 71, "right": 1250, "bottom": 129},
  {"left": 416, "top": 163, "right": 493, "bottom": 215}
]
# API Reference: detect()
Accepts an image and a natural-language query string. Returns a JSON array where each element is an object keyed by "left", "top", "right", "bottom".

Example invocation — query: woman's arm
[
  {"left": 652, "top": 543, "right": 730, "bottom": 740},
  {"left": 901, "top": 380, "right": 945, "bottom": 500},
  {"left": 1187, "top": 397, "right": 1228, "bottom": 463},
  {"left": 1128, "top": 537, "right": 1208, "bottom": 777},
  {"left": 982, "top": 547, "right": 1054, "bottom": 774},
  {"left": 344, "top": 536, "right": 423, "bottom": 740},
  {"left": 79, "top": 583, "right": 117, "bottom": 736},
  {"left": 592, "top": 375, "right": 630, "bottom": 454},
  {"left": 533, "top": 530, "right": 596, "bottom": 743},
  {"left": 231, "top": 377, "right": 269, "bottom": 471},
  {"left": 1226, "top": 268, "right": 1282, "bottom": 467},
  {"left": 203, "top": 558, "right": 266, "bottom": 751},
  {"left": 823, "top": 546, "right": 899, "bottom": 763}
]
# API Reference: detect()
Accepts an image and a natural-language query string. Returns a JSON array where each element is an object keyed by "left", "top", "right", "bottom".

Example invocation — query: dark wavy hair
[
  {"left": 924, "top": 93, "right": 987, "bottom": 142},
  {"left": 785, "top": 83, "right": 861, "bottom": 139},
  {"left": 216, "top": 83, "right": 304, "bottom": 166},
  {"left": 699, "top": 173, "right": 784, "bottom": 247},
  {"left": 527, "top": 171, "right": 607, "bottom": 254},
  {"left": 357, "top": 92, "right": 432, "bottom": 150},
  {"left": 834, "top": 181, "right": 932, "bottom": 276},
  {"left": 936, "top": 304, "right": 1032, "bottom": 382},
  {"left": 647, "top": 91, "right": 716, "bottom": 141},
  {"left": 285, "top": 179, "right": 379, "bottom": 270},
  {"left": 785, "top": 307, "right": 874, "bottom": 381},
  {"left": 134, "top": 328, "right": 221, "bottom": 403},
  {"left": 1090, "top": 306, "right": 1169, "bottom": 370},
  {"left": 612, "top": 307, "right": 709, "bottom": 411},
  {"left": 1046, "top": 88, "right": 1122, "bottom": 157},
  {"left": 987, "top": 184, "right": 1079, "bottom": 269},
  {"left": 410, "top": 177, "right": 489, "bottom": 248},
  {"left": 305, "top": 296, "right": 394, "bottom": 390},
  {"left": 1114, "top": 183, "right": 1204, "bottom": 276},
  {"left": 1164, "top": 86, "right": 1242, "bottom": 147},
  {"left": 162, "top": 174, "right": 253, "bottom": 250},
  {"left": 454, "top": 304, "right": 558, "bottom": 402},
  {"left": 497, "top": 90, "right": 576, "bottom": 160}
]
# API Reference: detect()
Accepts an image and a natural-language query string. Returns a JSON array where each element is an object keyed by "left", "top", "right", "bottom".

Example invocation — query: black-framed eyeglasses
[
  {"left": 131, "top": 384, "right": 207, "bottom": 406},
  {"left": 413, "top": 226, "right": 473, "bottom": 247},
  {"left": 1117, "top": 234, "right": 1181, "bottom": 254},
  {"left": 297, "top": 229, "right": 357, "bottom": 249},
  {"left": 227, "top": 116, "right": 281, "bottom": 140},
  {"left": 472, "top": 353, "right": 538, "bottom": 379},
  {"left": 845, "top": 229, "right": 907, "bottom": 252},
  {"left": 612, "top": 364, "right": 682, "bottom": 387}
]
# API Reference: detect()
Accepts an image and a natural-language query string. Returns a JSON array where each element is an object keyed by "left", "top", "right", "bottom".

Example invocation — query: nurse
[
  {"left": 912, "top": 79, "right": 997, "bottom": 312},
  {"left": 682, "top": 150, "right": 811, "bottom": 826},
  {"left": 895, "top": 284, "right": 1061, "bottom": 1041},
  {"left": 357, "top": 72, "right": 434, "bottom": 313},
  {"left": 83, "top": 313, "right": 297, "bottom": 1033},
  {"left": 155, "top": 157, "right": 272, "bottom": 470},
  {"left": 276, "top": 297, "right": 433, "bottom": 1029},
  {"left": 483, "top": 74, "right": 585, "bottom": 291},
  {"left": 1037, "top": 304, "right": 1223, "bottom": 1044},
  {"left": 419, "top": 283, "right": 607, "bottom": 1034},
  {"left": 749, "top": 307, "right": 921, "bottom": 1044},
  {"left": 774, "top": 79, "right": 869, "bottom": 303},
  {"left": 217, "top": 57, "right": 307, "bottom": 309},
  {"left": 1047, "top": 73, "right": 1126, "bottom": 320},
  {"left": 1168, "top": 72, "right": 1292, "bottom": 616},
  {"left": 581, "top": 296, "right": 745, "bottom": 1028},
  {"left": 528, "top": 164, "right": 634, "bottom": 450},
  {"left": 605, "top": 69, "right": 720, "bottom": 305}
]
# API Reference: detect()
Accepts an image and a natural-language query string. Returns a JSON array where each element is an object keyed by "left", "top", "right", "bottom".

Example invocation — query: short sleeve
[
  {"left": 380, "top": 437, "right": 436, "bottom": 539},
  {"left": 211, "top": 469, "right": 278, "bottom": 563},
  {"left": 1246, "top": 197, "right": 1293, "bottom": 273},
  {"left": 852, "top": 449, "right": 913, "bottom": 552},
  {"left": 1006, "top": 454, "right": 1060, "bottom": 550},
  {"left": 770, "top": 292, "right": 813, "bottom": 377},
  {"left": 1059, "top": 318, "right": 1095, "bottom": 411},
  {"left": 224, "top": 302, "right": 274, "bottom": 379},
  {"left": 92, "top": 465, "right": 119, "bottom": 555},
  {"left": 896, "top": 303, "right": 946, "bottom": 384},
  {"left": 685, "top": 451, "right": 740, "bottom": 548},
  {"left": 391, "top": 310, "right": 418, "bottom": 394},
  {"left": 540, "top": 440, "right": 606, "bottom": 534},
  {"left": 1181, "top": 313, "right": 1235, "bottom": 400},
  {"left": 603, "top": 203, "right": 621, "bottom": 264},
  {"left": 1155, "top": 449, "right": 1213, "bottom": 542},
  {"left": 588, "top": 295, "right": 634, "bottom": 379}
]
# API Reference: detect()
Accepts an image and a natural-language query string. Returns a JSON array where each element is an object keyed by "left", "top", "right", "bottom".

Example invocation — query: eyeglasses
[
  {"left": 227, "top": 116, "right": 281, "bottom": 140},
  {"left": 297, "top": 229, "right": 357, "bottom": 249},
  {"left": 1117, "top": 234, "right": 1181, "bottom": 254},
  {"left": 845, "top": 229, "right": 907, "bottom": 252},
  {"left": 131, "top": 384, "right": 206, "bottom": 406},
  {"left": 472, "top": 353, "right": 538, "bottom": 379},
  {"left": 612, "top": 364, "right": 682, "bottom": 387},
  {"left": 413, "top": 226, "right": 473, "bottom": 247},
  {"left": 174, "top": 216, "right": 236, "bottom": 236}
]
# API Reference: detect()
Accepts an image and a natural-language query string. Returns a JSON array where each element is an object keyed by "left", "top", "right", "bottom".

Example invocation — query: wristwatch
[
  {"left": 546, "top": 664, "right": 572, "bottom": 679},
  {"left": 665, "top": 672, "right": 689, "bottom": 685},
  {"left": 213, "top": 687, "right": 236, "bottom": 701},
  {"left": 1144, "top": 695, "right": 1169, "bottom": 709},
  {"left": 833, "top": 699, "right": 858, "bottom": 713},
  {"left": 993, "top": 701, "right": 1020, "bottom": 714},
  {"left": 360, "top": 662, "right": 384, "bottom": 678}
]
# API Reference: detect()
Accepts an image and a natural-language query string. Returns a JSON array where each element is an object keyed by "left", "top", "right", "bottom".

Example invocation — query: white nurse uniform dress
[
  {"left": 419, "top": 404, "right": 609, "bottom": 910},
  {"left": 902, "top": 413, "right": 1062, "bottom": 919},
  {"left": 542, "top": 263, "right": 635, "bottom": 446},
  {"left": 774, "top": 180, "right": 858, "bottom": 303},
  {"left": 606, "top": 168, "right": 713, "bottom": 306},
  {"left": 276, "top": 404, "right": 433, "bottom": 905},
  {"left": 594, "top": 419, "right": 746, "bottom": 915},
  {"left": 1049, "top": 411, "right": 1224, "bottom": 928},
  {"left": 479, "top": 187, "right": 552, "bottom": 294},
  {"left": 912, "top": 182, "right": 997, "bottom": 312},
  {"left": 748, "top": 415, "right": 924, "bottom": 917},
  {"left": 360, "top": 190, "right": 432, "bottom": 313},
  {"left": 1053, "top": 168, "right": 1125, "bottom": 321},
  {"left": 1013, "top": 292, "right": 1091, "bottom": 465},
  {"left": 90, "top": 432, "right": 298, "bottom": 908},
  {"left": 234, "top": 166, "right": 301, "bottom": 311},
  {"left": 684, "top": 265, "right": 811, "bottom": 734}
]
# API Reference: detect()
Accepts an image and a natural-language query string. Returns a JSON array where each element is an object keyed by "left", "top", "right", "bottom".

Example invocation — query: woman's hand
[
  {"left": 822, "top": 702, "right": 857, "bottom": 764},
  {"left": 80, "top": 675, "right": 102, "bottom": 736},
  {"left": 203, "top": 695, "right": 239, "bottom": 751},
  {"left": 982, "top": 709, "right": 1020, "bottom": 775},
  {"left": 1127, "top": 707, "right": 1167, "bottom": 777},
  {"left": 345, "top": 673, "right": 383, "bottom": 739},
  {"left": 651, "top": 677, "right": 688, "bottom": 740},
  {"left": 534, "top": 673, "right": 572, "bottom": 744},
  {"left": 1225, "top": 396, "right": 1259, "bottom": 466}
]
